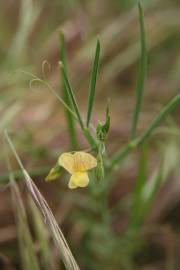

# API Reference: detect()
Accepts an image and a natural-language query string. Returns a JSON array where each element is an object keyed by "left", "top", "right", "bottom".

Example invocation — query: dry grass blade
[
  {"left": 4, "top": 131, "right": 80, "bottom": 270},
  {"left": 23, "top": 171, "right": 80, "bottom": 270},
  {"left": 10, "top": 180, "right": 41, "bottom": 270},
  {"left": 4, "top": 139, "right": 40, "bottom": 270}
]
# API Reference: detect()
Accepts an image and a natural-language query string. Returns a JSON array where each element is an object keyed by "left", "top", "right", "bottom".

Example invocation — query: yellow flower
[{"left": 58, "top": 151, "right": 97, "bottom": 189}]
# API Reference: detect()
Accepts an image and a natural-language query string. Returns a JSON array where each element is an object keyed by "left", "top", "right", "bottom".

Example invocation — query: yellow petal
[
  {"left": 72, "top": 152, "right": 97, "bottom": 172},
  {"left": 68, "top": 178, "right": 78, "bottom": 189},
  {"left": 69, "top": 172, "right": 89, "bottom": 188},
  {"left": 58, "top": 153, "right": 75, "bottom": 174},
  {"left": 59, "top": 151, "right": 97, "bottom": 173}
]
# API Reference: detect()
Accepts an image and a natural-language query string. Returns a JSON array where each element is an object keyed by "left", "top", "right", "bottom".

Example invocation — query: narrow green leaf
[
  {"left": 86, "top": 39, "right": 100, "bottom": 127},
  {"left": 59, "top": 32, "right": 78, "bottom": 149},
  {"left": 131, "top": 1, "right": 147, "bottom": 139},
  {"left": 59, "top": 62, "right": 84, "bottom": 130}
]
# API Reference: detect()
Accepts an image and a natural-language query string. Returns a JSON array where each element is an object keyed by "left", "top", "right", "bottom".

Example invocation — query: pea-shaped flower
[{"left": 59, "top": 152, "right": 97, "bottom": 189}]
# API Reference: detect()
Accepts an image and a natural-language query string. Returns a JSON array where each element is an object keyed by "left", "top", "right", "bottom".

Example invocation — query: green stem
[
  {"left": 136, "top": 94, "right": 180, "bottom": 145},
  {"left": 109, "top": 95, "right": 180, "bottom": 170}
]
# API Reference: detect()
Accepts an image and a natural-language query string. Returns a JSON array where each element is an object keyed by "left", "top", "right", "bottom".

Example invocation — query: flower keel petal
[
  {"left": 68, "top": 177, "right": 78, "bottom": 189},
  {"left": 70, "top": 172, "right": 89, "bottom": 188}
]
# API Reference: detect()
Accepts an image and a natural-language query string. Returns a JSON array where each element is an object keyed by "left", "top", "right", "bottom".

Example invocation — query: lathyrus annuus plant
[{"left": 4, "top": 2, "right": 180, "bottom": 270}]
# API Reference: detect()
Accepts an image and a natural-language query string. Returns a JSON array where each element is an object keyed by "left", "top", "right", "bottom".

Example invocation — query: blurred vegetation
[{"left": 0, "top": 0, "right": 180, "bottom": 270}]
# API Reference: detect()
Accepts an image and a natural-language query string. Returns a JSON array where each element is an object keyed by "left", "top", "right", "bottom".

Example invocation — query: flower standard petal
[{"left": 73, "top": 152, "right": 97, "bottom": 172}]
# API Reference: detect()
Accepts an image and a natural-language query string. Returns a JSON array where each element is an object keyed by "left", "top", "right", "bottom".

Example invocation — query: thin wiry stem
[{"left": 20, "top": 70, "right": 77, "bottom": 120}]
